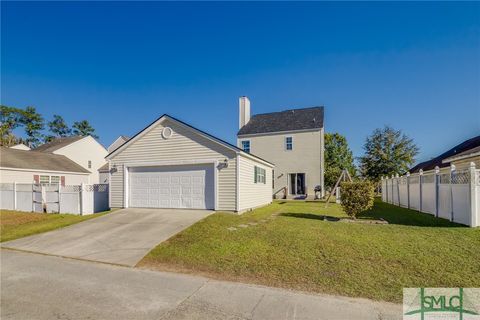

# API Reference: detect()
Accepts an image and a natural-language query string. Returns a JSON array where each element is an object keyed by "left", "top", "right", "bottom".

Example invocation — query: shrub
[{"left": 340, "top": 181, "right": 375, "bottom": 218}]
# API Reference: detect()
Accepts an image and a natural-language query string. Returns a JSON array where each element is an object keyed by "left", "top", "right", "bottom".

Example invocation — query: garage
[
  {"left": 106, "top": 114, "right": 274, "bottom": 213},
  {"left": 129, "top": 165, "right": 215, "bottom": 210}
]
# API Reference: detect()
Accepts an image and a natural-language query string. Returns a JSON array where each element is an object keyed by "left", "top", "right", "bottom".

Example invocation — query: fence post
[
  {"left": 450, "top": 164, "right": 455, "bottom": 222},
  {"left": 32, "top": 181, "right": 35, "bottom": 213},
  {"left": 434, "top": 166, "right": 440, "bottom": 218},
  {"left": 13, "top": 182, "right": 17, "bottom": 210},
  {"left": 406, "top": 172, "right": 410, "bottom": 209},
  {"left": 468, "top": 162, "right": 477, "bottom": 227},
  {"left": 391, "top": 174, "right": 395, "bottom": 204},
  {"left": 58, "top": 182, "right": 61, "bottom": 214},
  {"left": 80, "top": 183, "right": 84, "bottom": 215},
  {"left": 395, "top": 173, "right": 400, "bottom": 206},
  {"left": 419, "top": 169, "right": 423, "bottom": 212}
]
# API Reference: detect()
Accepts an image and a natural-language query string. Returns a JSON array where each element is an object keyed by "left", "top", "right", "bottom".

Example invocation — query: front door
[{"left": 289, "top": 173, "right": 306, "bottom": 195}]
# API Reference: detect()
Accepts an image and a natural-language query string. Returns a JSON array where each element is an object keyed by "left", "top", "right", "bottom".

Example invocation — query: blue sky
[{"left": 2, "top": 2, "right": 479, "bottom": 164}]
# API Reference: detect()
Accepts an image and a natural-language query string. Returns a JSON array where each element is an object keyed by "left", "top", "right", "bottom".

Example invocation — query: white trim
[
  {"left": 240, "top": 139, "right": 251, "bottom": 153},
  {"left": 285, "top": 136, "right": 293, "bottom": 151},
  {"left": 442, "top": 151, "right": 480, "bottom": 164},
  {"left": 238, "top": 127, "right": 322, "bottom": 138},
  {"left": 214, "top": 161, "right": 218, "bottom": 210},
  {"left": 123, "top": 159, "right": 220, "bottom": 168},
  {"left": 0, "top": 167, "right": 90, "bottom": 175},
  {"left": 108, "top": 161, "right": 111, "bottom": 208},
  {"left": 236, "top": 156, "right": 240, "bottom": 212},
  {"left": 106, "top": 115, "right": 274, "bottom": 167},
  {"left": 123, "top": 165, "right": 129, "bottom": 208}
]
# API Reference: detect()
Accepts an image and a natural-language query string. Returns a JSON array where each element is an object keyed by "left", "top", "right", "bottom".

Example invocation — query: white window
[
  {"left": 88, "top": 160, "right": 92, "bottom": 169},
  {"left": 254, "top": 166, "right": 266, "bottom": 184},
  {"left": 39, "top": 175, "right": 50, "bottom": 184},
  {"left": 241, "top": 140, "right": 251, "bottom": 153},
  {"left": 285, "top": 137, "right": 293, "bottom": 150},
  {"left": 51, "top": 176, "right": 60, "bottom": 184}
]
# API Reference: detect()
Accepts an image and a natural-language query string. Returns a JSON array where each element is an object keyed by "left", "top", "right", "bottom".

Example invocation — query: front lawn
[
  {"left": 139, "top": 199, "right": 480, "bottom": 303},
  {"left": 1, "top": 210, "right": 112, "bottom": 242}
]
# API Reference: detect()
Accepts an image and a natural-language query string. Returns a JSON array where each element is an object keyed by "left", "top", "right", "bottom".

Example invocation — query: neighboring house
[
  {"left": 237, "top": 97, "right": 325, "bottom": 198},
  {"left": 409, "top": 135, "right": 480, "bottom": 173},
  {"left": 106, "top": 114, "right": 274, "bottom": 212},
  {"left": 10, "top": 143, "right": 31, "bottom": 151},
  {"left": 0, "top": 147, "right": 90, "bottom": 184},
  {"left": 108, "top": 135, "right": 129, "bottom": 153},
  {"left": 34, "top": 136, "right": 108, "bottom": 183},
  {"left": 98, "top": 163, "right": 110, "bottom": 184},
  {"left": 442, "top": 143, "right": 480, "bottom": 169},
  {"left": 98, "top": 136, "right": 130, "bottom": 184}
]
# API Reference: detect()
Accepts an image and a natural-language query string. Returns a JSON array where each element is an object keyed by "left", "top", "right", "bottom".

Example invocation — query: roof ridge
[{"left": 252, "top": 106, "right": 324, "bottom": 117}]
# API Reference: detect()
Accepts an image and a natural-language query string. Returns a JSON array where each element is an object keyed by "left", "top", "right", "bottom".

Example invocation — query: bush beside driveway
[
  {"left": 139, "top": 199, "right": 480, "bottom": 303},
  {"left": 0, "top": 209, "right": 112, "bottom": 242}
]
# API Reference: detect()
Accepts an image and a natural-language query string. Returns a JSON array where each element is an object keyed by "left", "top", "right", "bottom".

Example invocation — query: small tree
[
  {"left": 325, "top": 133, "right": 356, "bottom": 189},
  {"left": 340, "top": 181, "right": 374, "bottom": 219},
  {"left": 72, "top": 120, "right": 98, "bottom": 139}
]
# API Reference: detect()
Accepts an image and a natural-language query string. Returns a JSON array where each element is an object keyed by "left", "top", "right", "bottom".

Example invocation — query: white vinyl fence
[
  {"left": 381, "top": 162, "right": 480, "bottom": 227},
  {"left": 0, "top": 183, "right": 109, "bottom": 215}
]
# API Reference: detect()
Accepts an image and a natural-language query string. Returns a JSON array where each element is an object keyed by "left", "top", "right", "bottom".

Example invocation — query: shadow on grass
[
  {"left": 357, "top": 200, "right": 466, "bottom": 228},
  {"left": 280, "top": 213, "right": 341, "bottom": 222},
  {"left": 280, "top": 200, "right": 467, "bottom": 228}
]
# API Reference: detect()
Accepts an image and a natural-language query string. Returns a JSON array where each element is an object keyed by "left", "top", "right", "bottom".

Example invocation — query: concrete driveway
[{"left": 1, "top": 208, "right": 211, "bottom": 266}]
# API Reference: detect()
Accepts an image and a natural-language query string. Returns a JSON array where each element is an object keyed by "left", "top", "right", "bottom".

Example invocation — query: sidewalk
[{"left": 1, "top": 249, "right": 402, "bottom": 320}]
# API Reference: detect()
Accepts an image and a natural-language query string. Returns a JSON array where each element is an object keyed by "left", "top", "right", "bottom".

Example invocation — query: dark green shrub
[{"left": 340, "top": 181, "right": 374, "bottom": 218}]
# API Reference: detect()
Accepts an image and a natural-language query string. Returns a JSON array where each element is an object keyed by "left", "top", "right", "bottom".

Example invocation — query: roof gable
[
  {"left": 0, "top": 147, "right": 90, "bottom": 173},
  {"left": 34, "top": 136, "right": 85, "bottom": 153},
  {"left": 238, "top": 106, "right": 324, "bottom": 136},
  {"left": 106, "top": 114, "right": 274, "bottom": 166}
]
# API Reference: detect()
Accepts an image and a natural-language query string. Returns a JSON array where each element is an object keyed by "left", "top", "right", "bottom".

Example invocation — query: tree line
[
  {"left": 325, "top": 126, "right": 418, "bottom": 188},
  {"left": 0, "top": 105, "right": 98, "bottom": 148}
]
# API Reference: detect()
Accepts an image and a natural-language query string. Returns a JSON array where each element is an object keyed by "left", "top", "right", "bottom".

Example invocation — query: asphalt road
[{"left": 1, "top": 250, "right": 402, "bottom": 320}]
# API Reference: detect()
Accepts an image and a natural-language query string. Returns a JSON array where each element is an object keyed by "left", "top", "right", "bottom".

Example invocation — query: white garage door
[{"left": 129, "top": 165, "right": 215, "bottom": 209}]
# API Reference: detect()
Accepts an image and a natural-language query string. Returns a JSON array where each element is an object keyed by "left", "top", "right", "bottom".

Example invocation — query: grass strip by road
[
  {"left": 139, "top": 199, "right": 480, "bottom": 303},
  {"left": 1, "top": 210, "right": 112, "bottom": 242}
]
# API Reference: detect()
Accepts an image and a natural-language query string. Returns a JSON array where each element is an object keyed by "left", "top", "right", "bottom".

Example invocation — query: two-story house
[{"left": 237, "top": 97, "right": 325, "bottom": 199}]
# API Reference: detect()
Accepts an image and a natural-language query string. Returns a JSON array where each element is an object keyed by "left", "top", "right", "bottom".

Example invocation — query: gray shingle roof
[
  {"left": 1, "top": 147, "right": 90, "bottom": 173},
  {"left": 409, "top": 135, "right": 480, "bottom": 173},
  {"left": 238, "top": 106, "right": 324, "bottom": 136},
  {"left": 34, "top": 136, "right": 84, "bottom": 153}
]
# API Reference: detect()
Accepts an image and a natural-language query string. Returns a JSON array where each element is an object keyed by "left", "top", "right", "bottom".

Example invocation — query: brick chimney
[{"left": 239, "top": 96, "right": 251, "bottom": 129}]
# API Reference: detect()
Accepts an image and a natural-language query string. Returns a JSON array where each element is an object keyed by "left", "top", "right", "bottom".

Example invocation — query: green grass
[
  {"left": 140, "top": 199, "right": 480, "bottom": 303},
  {"left": 1, "top": 209, "right": 112, "bottom": 242}
]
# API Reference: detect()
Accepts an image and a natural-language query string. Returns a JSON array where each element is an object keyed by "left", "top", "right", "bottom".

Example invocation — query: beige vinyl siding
[
  {"left": 238, "top": 155, "right": 273, "bottom": 212},
  {"left": 238, "top": 129, "right": 323, "bottom": 196},
  {"left": 109, "top": 119, "right": 237, "bottom": 211},
  {"left": 0, "top": 169, "right": 89, "bottom": 185}
]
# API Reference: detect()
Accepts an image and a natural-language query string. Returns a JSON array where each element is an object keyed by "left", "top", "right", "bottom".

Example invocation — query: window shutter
[
  {"left": 33, "top": 175, "right": 39, "bottom": 184},
  {"left": 61, "top": 176, "right": 65, "bottom": 186},
  {"left": 254, "top": 166, "right": 257, "bottom": 183}
]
